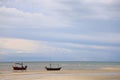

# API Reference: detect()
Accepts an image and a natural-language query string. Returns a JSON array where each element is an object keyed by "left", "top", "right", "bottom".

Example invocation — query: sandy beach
[{"left": 0, "top": 68, "right": 120, "bottom": 80}]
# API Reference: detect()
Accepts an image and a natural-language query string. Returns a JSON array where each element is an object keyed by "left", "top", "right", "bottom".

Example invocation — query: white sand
[{"left": 0, "top": 69, "right": 120, "bottom": 80}]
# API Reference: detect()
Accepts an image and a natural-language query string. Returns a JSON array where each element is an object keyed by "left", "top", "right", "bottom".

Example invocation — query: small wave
[{"left": 101, "top": 67, "right": 120, "bottom": 70}]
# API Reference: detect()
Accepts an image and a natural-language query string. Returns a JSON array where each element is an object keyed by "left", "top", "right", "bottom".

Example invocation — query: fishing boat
[
  {"left": 12, "top": 62, "right": 27, "bottom": 70},
  {"left": 45, "top": 64, "right": 62, "bottom": 71}
]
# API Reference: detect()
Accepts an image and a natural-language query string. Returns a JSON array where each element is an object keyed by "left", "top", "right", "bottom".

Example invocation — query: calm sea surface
[{"left": 0, "top": 61, "right": 120, "bottom": 72}]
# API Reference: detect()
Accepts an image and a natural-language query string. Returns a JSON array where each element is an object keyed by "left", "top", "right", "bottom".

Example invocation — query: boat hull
[
  {"left": 13, "top": 66, "right": 27, "bottom": 70},
  {"left": 45, "top": 67, "right": 61, "bottom": 71}
]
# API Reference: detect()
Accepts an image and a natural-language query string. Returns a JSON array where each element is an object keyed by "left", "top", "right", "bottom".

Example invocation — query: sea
[{"left": 0, "top": 61, "right": 120, "bottom": 72}]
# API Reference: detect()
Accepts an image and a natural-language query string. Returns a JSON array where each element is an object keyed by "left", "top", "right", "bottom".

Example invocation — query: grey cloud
[
  {"left": 55, "top": 0, "right": 120, "bottom": 19},
  {"left": 0, "top": 0, "right": 120, "bottom": 61}
]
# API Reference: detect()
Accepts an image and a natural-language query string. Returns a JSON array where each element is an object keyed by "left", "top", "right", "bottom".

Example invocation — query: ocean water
[{"left": 0, "top": 61, "right": 120, "bottom": 72}]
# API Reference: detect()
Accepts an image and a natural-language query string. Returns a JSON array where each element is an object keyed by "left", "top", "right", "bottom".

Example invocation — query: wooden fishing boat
[
  {"left": 12, "top": 63, "right": 27, "bottom": 70},
  {"left": 45, "top": 66, "right": 61, "bottom": 71},
  {"left": 45, "top": 64, "right": 62, "bottom": 71}
]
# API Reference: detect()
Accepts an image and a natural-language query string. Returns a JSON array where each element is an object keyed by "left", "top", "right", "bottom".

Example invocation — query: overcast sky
[{"left": 0, "top": 0, "right": 120, "bottom": 61}]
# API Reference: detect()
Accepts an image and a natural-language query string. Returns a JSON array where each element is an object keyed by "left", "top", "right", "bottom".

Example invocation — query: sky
[{"left": 0, "top": 0, "right": 120, "bottom": 61}]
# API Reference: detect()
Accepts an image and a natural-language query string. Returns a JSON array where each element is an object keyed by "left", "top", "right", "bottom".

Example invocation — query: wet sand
[{"left": 0, "top": 68, "right": 120, "bottom": 80}]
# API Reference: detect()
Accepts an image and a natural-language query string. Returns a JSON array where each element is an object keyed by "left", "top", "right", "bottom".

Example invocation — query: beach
[
  {"left": 1, "top": 0, "right": 120, "bottom": 79},
  {"left": 0, "top": 69, "right": 120, "bottom": 80},
  {"left": 0, "top": 61, "right": 120, "bottom": 80}
]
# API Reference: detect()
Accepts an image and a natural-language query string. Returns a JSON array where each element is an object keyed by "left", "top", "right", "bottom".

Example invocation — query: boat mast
[{"left": 50, "top": 64, "right": 51, "bottom": 68}]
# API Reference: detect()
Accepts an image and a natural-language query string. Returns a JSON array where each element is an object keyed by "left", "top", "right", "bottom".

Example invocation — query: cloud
[
  {"left": 0, "top": 0, "right": 120, "bottom": 61},
  {"left": 60, "top": 0, "right": 120, "bottom": 19},
  {"left": 1, "top": 27, "right": 120, "bottom": 46},
  {"left": 0, "top": 6, "right": 70, "bottom": 28},
  {"left": 29, "top": 31, "right": 120, "bottom": 44},
  {"left": 0, "top": 38, "right": 39, "bottom": 53},
  {"left": 60, "top": 42, "right": 119, "bottom": 50},
  {"left": 0, "top": 0, "right": 120, "bottom": 29},
  {"left": 82, "top": 0, "right": 114, "bottom": 4},
  {"left": 0, "top": 37, "right": 120, "bottom": 61},
  {"left": 1, "top": 37, "right": 119, "bottom": 54},
  {"left": 0, "top": 37, "right": 71, "bottom": 55}
]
